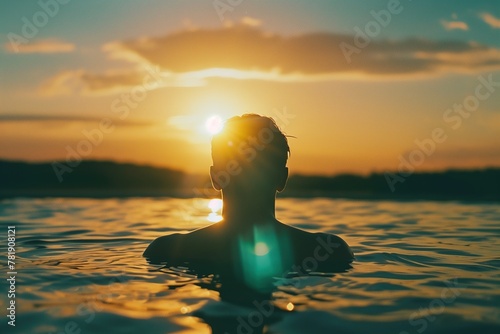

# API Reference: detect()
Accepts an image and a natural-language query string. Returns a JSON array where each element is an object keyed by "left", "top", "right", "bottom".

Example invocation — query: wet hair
[{"left": 211, "top": 114, "right": 290, "bottom": 174}]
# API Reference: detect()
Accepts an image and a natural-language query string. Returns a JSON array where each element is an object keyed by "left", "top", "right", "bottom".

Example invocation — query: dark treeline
[
  {"left": 0, "top": 160, "right": 186, "bottom": 190},
  {"left": 285, "top": 169, "right": 500, "bottom": 200},
  {"left": 1, "top": 160, "right": 499, "bottom": 200}
]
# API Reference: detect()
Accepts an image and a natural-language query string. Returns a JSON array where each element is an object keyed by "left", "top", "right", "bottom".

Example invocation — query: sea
[{"left": 0, "top": 197, "right": 499, "bottom": 334}]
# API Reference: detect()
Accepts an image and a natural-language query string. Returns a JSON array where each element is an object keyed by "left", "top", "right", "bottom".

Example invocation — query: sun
[{"left": 205, "top": 115, "right": 223, "bottom": 135}]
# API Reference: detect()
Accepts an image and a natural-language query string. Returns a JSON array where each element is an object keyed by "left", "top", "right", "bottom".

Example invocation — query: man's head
[{"left": 210, "top": 114, "right": 290, "bottom": 193}]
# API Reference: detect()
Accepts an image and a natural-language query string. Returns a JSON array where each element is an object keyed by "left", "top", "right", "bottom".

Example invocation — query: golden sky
[{"left": 1, "top": 0, "right": 499, "bottom": 175}]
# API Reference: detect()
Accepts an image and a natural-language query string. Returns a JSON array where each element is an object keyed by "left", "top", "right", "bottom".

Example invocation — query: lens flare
[{"left": 254, "top": 242, "right": 270, "bottom": 256}]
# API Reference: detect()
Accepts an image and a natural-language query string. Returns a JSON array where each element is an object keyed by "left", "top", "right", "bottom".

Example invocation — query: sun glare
[
  {"left": 208, "top": 198, "right": 223, "bottom": 212},
  {"left": 205, "top": 115, "right": 223, "bottom": 135},
  {"left": 207, "top": 198, "right": 223, "bottom": 223}
]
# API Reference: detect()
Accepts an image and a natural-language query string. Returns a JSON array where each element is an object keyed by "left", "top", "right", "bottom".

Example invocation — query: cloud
[
  {"left": 0, "top": 114, "right": 152, "bottom": 126},
  {"left": 240, "top": 16, "right": 262, "bottom": 27},
  {"left": 4, "top": 38, "right": 75, "bottom": 54},
  {"left": 38, "top": 69, "right": 144, "bottom": 96},
  {"left": 104, "top": 25, "right": 500, "bottom": 76},
  {"left": 38, "top": 66, "right": 205, "bottom": 96},
  {"left": 38, "top": 70, "right": 84, "bottom": 96},
  {"left": 40, "top": 25, "right": 500, "bottom": 95},
  {"left": 480, "top": 12, "right": 500, "bottom": 29},
  {"left": 441, "top": 20, "right": 469, "bottom": 31}
]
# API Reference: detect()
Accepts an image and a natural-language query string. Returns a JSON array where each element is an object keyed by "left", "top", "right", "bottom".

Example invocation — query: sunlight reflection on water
[
  {"left": 207, "top": 198, "right": 223, "bottom": 223},
  {"left": 0, "top": 197, "right": 499, "bottom": 333}
]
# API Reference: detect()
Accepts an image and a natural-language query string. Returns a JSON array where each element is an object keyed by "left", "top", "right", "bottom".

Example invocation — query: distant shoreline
[
  {"left": 1, "top": 159, "right": 499, "bottom": 202},
  {"left": 1, "top": 189, "right": 499, "bottom": 203}
]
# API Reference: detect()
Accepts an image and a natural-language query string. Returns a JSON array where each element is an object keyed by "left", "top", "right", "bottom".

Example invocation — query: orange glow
[{"left": 3, "top": 10, "right": 499, "bottom": 176}]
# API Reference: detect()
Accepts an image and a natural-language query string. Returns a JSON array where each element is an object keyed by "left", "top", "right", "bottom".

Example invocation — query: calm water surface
[{"left": 0, "top": 197, "right": 499, "bottom": 334}]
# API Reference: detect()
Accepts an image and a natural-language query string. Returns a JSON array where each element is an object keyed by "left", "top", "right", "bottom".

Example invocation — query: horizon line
[{"left": 2, "top": 158, "right": 500, "bottom": 178}]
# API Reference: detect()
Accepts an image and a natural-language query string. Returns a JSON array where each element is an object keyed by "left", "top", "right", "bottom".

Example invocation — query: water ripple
[{"left": 1, "top": 197, "right": 498, "bottom": 333}]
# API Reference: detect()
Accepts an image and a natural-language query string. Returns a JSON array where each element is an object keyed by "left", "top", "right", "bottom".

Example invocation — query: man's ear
[
  {"left": 276, "top": 167, "right": 288, "bottom": 192},
  {"left": 210, "top": 166, "right": 222, "bottom": 191}
]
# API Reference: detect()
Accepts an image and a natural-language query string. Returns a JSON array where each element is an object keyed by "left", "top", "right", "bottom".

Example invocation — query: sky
[{"left": 0, "top": 0, "right": 499, "bottom": 175}]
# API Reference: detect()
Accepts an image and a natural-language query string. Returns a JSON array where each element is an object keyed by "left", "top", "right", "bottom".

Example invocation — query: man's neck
[{"left": 220, "top": 191, "right": 277, "bottom": 228}]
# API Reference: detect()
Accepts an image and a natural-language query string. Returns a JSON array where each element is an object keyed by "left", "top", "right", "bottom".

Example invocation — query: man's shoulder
[
  {"left": 278, "top": 222, "right": 353, "bottom": 260},
  {"left": 296, "top": 231, "right": 354, "bottom": 264},
  {"left": 313, "top": 232, "right": 354, "bottom": 259},
  {"left": 143, "top": 233, "right": 182, "bottom": 259},
  {"left": 151, "top": 232, "right": 182, "bottom": 244},
  {"left": 284, "top": 224, "right": 350, "bottom": 249}
]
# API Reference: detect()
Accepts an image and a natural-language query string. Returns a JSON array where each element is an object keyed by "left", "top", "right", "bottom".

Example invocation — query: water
[{"left": 0, "top": 197, "right": 499, "bottom": 333}]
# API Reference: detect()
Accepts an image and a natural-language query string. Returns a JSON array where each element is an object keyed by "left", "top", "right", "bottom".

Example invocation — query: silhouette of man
[{"left": 144, "top": 114, "right": 353, "bottom": 289}]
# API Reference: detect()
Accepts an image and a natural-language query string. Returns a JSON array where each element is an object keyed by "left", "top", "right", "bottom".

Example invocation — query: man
[{"left": 144, "top": 114, "right": 353, "bottom": 289}]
